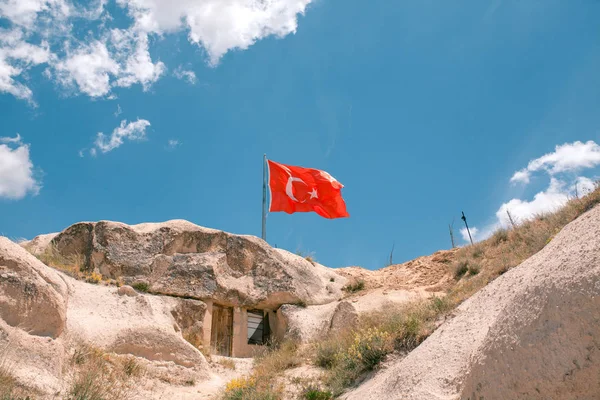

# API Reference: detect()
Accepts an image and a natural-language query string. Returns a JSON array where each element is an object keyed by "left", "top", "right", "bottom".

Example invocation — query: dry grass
[
  {"left": 34, "top": 244, "right": 111, "bottom": 286},
  {"left": 221, "top": 341, "right": 301, "bottom": 400},
  {"left": 218, "top": 358, "right": 236, "bottom": 371},
  {"left": 342, "top": 280, "right": 365, "bottom": 294},
  {"left": 0, "top": 344, "right": 35, "bottom": 400},
  {"left": 36, "top": 244, "right": 85, "bottom": 279},
  {"left": 447, "top": 184, "right": 600, "bottom": 305},
  {"left": 67, "top": 343, "right": 142, "bottom": 400}
]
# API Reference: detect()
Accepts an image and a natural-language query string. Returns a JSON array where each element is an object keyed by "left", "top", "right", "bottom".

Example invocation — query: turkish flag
[{"left": 267, "top": 160, "right": 349, "bottom": 219}]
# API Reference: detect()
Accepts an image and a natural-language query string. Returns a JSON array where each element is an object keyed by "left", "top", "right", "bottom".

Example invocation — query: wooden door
[{"left": 210, "top": 305, "right": 233, "bottom": 356}]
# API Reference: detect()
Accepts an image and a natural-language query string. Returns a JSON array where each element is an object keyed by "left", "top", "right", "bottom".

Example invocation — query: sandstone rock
[
  {"left": 110, "top": 326, "right": 206, "bottom": 368},
  {"left": 329, "top": 301, "right": 358, "bottom": 333},
  {"left": 117, "top": 285, "right": 138, "bottom": 297},
  {"left": 344, "top": 205, "right": 600, "bottom": 400},
  {"left": 65, "top": 276, "right": 209, "bottom": 370},
  {"left": 0, "top": 237, "right": 67, "bottom": 338},
  {"left": 170, "top": 298, "right": 206, "bottom": 349},
  {"left": 277, "top": 303, "right": 337, "bottom": 342},
  {"left": 36, "top": 220, "right": 347, "bottom": 308},
  {"left": 19, "top": 232, "right": 58, "bottom": 256}
]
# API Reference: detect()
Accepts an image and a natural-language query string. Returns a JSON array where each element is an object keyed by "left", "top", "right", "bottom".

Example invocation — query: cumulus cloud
[
  {"left": 173, "top": 66, "right": 196, "bottom": 85},
  {"left": 93, "top": 119, "right": 150, "bottom": 154},
  {"left": 510, "top": 141, "right": 600, "bottom": 185},
  {"left": 0, "top": 0, "right": 312, "bottom": 101},
  {"left": 466, "top": 140, "right": 600, "bottom": 244},
  {"left": 54, "top": 41, "right": 119, "bottom": 97},
  {"left": 117, "top": 0, "right": 311, "bottom": 65},
  {"left": 0, "top": 135, "right": 41, "bottom": 199},
  {"left": 0, "top": 28, "right": 51, "bottom": 102},
  {"left": 497, "top": 178, "right": 570, "bottom": 226}
]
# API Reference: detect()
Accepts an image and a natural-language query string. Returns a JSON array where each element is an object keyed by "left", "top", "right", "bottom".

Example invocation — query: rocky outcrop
[
  {"left": 32, "top": 220, "right": 346, "bottom": 308},
  {"left": 344, "top": 205, "right": 600, "bottom": 400},
  {"left": 0, "top": 236, "right": 67, "bottom": 338},
  {"left": 0, "top": 236, "right": 210, "bottom": 396}
]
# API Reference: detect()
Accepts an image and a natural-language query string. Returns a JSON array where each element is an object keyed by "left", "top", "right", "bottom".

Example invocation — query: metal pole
[
  {"left": 262, "top": 154, "right": 267, "bottom": 241},
  {"left": 461, "top": 211, "right": 474, "bottom": 245}
]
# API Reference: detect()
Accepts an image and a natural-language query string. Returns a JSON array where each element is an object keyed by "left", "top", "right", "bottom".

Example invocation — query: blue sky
[{"left": 1, "top": 0, "right": 600, "bottom": 270}]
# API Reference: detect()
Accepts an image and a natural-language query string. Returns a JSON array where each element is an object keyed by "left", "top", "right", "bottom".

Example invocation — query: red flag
[{"left": 268, "top": 160, "right": 349, "bottom": 219}]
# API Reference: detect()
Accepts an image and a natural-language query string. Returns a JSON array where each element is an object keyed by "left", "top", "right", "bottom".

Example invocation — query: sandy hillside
[{"left": 337, "top": 248, "right": 458, "bottom": 292}]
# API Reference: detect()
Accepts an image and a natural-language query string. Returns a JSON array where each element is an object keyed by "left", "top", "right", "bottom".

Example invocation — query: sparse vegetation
[
  {"left": 301, "top": 384, "right": 333, "bottom": 400},
  {"left": 454, "top": 259, "right": 469, "bottom": 279},
  {"left": 85, "top": 272, "right": 103, "bottom": 284},
  {"left": 36, "top": 244, "right": 85, "bottom": 278},
  {"left": 292, "top": 300, "right": 307, "bottom": 308},
  {"left": 447, "top": 183, "right": 600, "bottom": 305},
  {"left": 67, "top": 344, "right": 138, "bottom": 400},
  {"left": 468, "top": 262, "right": 480, "bottom": 275},
  {"left": 343, "top": 280, "right": 365, "bottom": 293},
  {"left": 218, "top": 358, "right": 236, "bottom": 370},
  {"left": 132, "top": 282, "right": 150, "bottom": 293},
  {"left": 0, "top": 344, "right": 34, "bottom": 400}
]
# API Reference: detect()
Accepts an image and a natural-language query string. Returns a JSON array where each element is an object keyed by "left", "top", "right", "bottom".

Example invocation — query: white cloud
[
  {"left": 0, "top": 133, "right": 22, "bottom": 144},
  {"left": 497, "top": 178, "right": 569, "bottom": 226},
  {"left": 112, "top": 31, "right": 165, "bottom": 90},
  {"left": 54, "top": 41, "right": 119, "bottom": 97},
  {"left": 166, "top": 139, "right": 180, "bottom": 150},
  {"left": 117, "top": 0, "right": 311, "bottom": 65},
  {"left": 0, "top": 28, "right": 51, "bottom": 102},
  {"left": 0, "top": 0, "right": 313, "bottom": 101},
  {"left": 511, "top": 141, "right": 600, "bottom": 185},
  {"left": 0, "top": 136, "right": 41, "bottom": 199},
  {"left": 573, "top": 176, "right": 597, "bottom": 197},
  {"left": 114, "top": 104, "right": 122, "bottom": 117},
  {"left": 460, "top": 226, "right": 478, "bottom": 243},
  {"left": 173, "top": 66, "right": 196, "bottom": 84},
  {"left": 93, "top": 119, "right": 150, "bottom": 153}
]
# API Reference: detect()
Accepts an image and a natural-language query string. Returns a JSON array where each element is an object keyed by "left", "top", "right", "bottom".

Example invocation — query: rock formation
[
  {"left": 25, "top": 220, "right": 346, "bottom": 308},
  {"left": 0, "top": 236, "right": 209, "bottom": 396}
]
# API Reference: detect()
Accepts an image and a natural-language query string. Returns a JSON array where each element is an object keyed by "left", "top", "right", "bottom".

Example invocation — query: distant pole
[
  {"left": 262, "top": 154, "right": 267, "bottom": 241},
  {"left": 461, "top": 211, "right": 474, "bottom": 245},
  {"left": 449, "top": 220, "right": 456, "bottom": 248}
]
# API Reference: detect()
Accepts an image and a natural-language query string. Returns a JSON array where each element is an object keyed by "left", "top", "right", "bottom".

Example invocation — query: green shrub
[
  {"left": 454, "top": 260, "right": 469, "bottom": 279},
  {"left": 343, "top": 280, "right": 365, "bottom": 293},
  {"left": 132, "top": 282, "right": 150, "bottom": 293},
  {"left": 468, "top": 263, "right": 481, "bottom": 276},
  {"left": 302, "top": 384, "right": 333, "bottom": 400}
]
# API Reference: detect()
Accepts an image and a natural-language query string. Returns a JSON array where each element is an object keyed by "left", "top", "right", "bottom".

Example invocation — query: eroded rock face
[
  {"left": 0, "top": 237, "right": 67, "bottom": 338},
  {"left": 344, "top": 205, "right": 600, "bottom": 400},
  {"left": 38, "top": 220, "right": 346, "bottom": 308}
]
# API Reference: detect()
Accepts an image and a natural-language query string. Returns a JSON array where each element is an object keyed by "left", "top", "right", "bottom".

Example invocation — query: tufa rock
[
  {"left": 117, "top": 285, "right": 138, "bottom": 297},
  {"left": 35, "top": 220, "right": 347, "bottom": 308},
  {"left": 0, "top": 237, "right": 67, "bottom": 338}
]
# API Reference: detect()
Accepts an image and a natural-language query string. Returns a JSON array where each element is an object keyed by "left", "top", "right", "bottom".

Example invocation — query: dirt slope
[{"left": 337, "top": 249, "right": 457, "bottom": 292}]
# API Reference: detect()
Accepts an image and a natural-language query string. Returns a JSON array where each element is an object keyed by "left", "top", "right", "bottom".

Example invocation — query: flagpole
[{"left": 262, "top": 154, "right": 267, "bottom": 241}]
